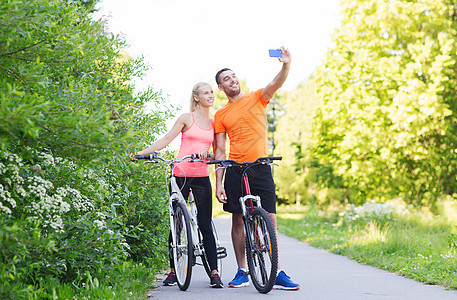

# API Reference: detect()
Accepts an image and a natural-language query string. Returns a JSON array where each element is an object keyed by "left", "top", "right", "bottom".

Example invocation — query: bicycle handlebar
[
  {"left": 207, "top": 156, "right": 282, "bottom": 168},
  {"left": 134, "top": 152, "right": 212, "bottom": 164},
  {"left": 133, "top": 153, "right": 279, "bottom": 169}
]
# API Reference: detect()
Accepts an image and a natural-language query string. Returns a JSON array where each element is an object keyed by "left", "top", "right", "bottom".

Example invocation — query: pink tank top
[{"left": 173, "top": 113, "right": 214, "bottom": 177}]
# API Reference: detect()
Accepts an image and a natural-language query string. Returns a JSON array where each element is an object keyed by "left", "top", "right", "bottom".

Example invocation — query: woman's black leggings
[{"left": 168, "top": 176, "right": 217, "bottom": 272}]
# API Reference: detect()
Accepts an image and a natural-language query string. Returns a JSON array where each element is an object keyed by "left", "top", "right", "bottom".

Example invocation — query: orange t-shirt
[{"left": 214, "top": 89, "right": 269, "bottom": 163}]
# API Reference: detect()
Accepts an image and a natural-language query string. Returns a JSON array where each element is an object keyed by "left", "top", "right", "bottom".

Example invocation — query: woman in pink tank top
[{"left": 130, "top": 82, "right": 223, "bottom": 288}]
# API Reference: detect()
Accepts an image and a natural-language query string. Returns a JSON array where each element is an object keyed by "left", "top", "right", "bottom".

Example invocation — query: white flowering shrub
[
  {"left": 0, "top": 148, "right": 168, "bottom": 298},
  {"left": 339, "top": 198, "right": 411, "bottom": 222},
  {"left": 0, "top": 150, "right": 97, "bottom": 232},
  {"left": 0, "top": 152, "right": 23, "bottom": 214}
]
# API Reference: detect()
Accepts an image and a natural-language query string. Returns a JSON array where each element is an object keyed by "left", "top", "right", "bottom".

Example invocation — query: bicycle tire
[
  {"left": 245, "top": 207, "right": 278, "bottom": 294},
  {"left": 172, "top": 201, "right": 193, "bottom": 291},
  {"left": 200, "top": 220, "right": 223, "bottom": 278}
]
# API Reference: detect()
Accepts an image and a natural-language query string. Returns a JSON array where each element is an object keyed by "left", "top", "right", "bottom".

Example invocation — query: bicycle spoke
[{"left": 252, "top": 219, "right": 270, "bottom": 284}]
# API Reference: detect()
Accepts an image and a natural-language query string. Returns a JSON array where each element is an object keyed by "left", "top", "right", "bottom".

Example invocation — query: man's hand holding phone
[{"left": 269, "top": 47, "right": 291, "bottom": 64}]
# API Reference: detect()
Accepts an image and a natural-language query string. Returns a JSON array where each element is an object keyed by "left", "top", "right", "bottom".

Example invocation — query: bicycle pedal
[{"left": 217, "top": 246, "right": 227, "bottom": 259}]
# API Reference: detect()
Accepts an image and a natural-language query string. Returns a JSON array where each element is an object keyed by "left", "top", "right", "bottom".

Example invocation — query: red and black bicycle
[{"left": 208, "top": 156, "right": 281, "bottom": 294}]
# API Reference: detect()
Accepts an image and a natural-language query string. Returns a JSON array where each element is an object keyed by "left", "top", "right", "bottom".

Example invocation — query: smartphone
[{"left": 269, "top": 49, "right": 282, "bottom": 57}]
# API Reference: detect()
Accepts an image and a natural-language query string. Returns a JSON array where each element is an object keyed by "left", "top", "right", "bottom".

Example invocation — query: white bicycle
[{"left": 135, "top": 152, "right": 226, "bottom": 291}]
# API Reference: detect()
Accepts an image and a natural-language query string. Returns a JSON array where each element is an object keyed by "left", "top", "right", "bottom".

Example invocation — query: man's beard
[{"left": 226, "top": 86, "right": 240, "bottom": 97}]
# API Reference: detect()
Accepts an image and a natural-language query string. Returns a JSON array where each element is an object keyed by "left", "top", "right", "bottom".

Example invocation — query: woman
[{"left": 130, "top": 82, "right": 223, "bottom": 288}]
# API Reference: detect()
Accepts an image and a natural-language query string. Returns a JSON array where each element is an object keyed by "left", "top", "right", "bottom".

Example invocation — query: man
[{"left": 214, "top": 47, "right": 299, "bottom": 290}]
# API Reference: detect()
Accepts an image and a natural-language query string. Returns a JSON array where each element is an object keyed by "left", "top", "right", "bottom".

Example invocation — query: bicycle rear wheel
[
  {"left": 245, "top": 207, "right": 278, "bottom": 294},
  {"left": 172, "top": 201, "right": 193, "bottom": 291},
  {"left": 201, "top": 220, "right": 225, "bottom": 278}
]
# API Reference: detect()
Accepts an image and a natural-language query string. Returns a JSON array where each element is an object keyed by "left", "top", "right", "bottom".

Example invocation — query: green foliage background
[
  {"left": 274, "top": 0, "right": 457, "bottom": 208},
  {"left": 0, "top": 0, "right": 172, "bottom": 298}
]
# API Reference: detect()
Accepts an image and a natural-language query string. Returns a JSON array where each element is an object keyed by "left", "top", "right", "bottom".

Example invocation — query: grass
[
  {"left": 276, "top": 200, "right": 457, "bottom": 289},
  {"left": 36, "top": 261, "right": 160, "bottom": 300}
]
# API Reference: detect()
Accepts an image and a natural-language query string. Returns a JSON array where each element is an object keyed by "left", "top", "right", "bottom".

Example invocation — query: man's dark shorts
[{"left": 223, "top": 164, "right": 276, "bottom": 214}]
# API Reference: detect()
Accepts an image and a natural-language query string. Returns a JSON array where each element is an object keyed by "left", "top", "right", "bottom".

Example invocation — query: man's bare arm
[
  {"left": 262, "top": 47, "right": 292, "bottom": 102},
  {"left": 214, "top": 132, "right": 227, "bottom": 203}
]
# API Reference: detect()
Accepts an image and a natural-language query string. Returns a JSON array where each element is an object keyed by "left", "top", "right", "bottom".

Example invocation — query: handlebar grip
[
  {"left": 269, "top": 156, "right": 282, "bottom": 161},
  {"left": 135, "top": 154, "right": 154, "bottom": 160}
]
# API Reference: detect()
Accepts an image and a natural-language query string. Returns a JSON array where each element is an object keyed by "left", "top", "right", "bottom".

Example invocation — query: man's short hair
[{"left": 215, "top": 68, "right": 232, "bottom": 85}]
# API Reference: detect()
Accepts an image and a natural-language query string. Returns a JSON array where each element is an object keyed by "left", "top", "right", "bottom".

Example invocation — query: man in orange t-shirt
[{"left": 214, "top": 47, "right": 299, "bottom": 290}]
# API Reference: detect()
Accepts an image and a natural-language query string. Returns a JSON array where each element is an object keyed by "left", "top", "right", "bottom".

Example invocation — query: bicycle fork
[
  {"left": 168, "top": 193, "right": 179, "bottom": 261},
  {"left": 239, "top": 175, "right": 262, "bottom": 216}
]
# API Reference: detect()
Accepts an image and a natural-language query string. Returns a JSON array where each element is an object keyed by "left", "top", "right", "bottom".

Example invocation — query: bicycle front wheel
[
  {"left": 172, "top": 201, "right": 193, "bottom": 291},
  {"left": 245, "top": 207, "right": 278, "bottom": 294}
]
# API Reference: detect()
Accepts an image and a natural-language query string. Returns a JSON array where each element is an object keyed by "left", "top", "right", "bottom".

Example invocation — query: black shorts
[{"left": 223, "top": 164, "right": 276, "bottom": 214}]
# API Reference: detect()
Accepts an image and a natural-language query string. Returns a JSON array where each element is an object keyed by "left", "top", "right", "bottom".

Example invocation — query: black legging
[{"left": 168, "top": 176, "right": 218, "bottom": 272}]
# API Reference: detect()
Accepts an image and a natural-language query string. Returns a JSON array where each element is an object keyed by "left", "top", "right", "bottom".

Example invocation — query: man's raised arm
[{"left": 262, "top": 47, "right": 292, "bottom": 102}]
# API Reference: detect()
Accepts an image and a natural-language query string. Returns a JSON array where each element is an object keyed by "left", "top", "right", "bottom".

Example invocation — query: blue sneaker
[
  {"left": 274, "top": 270, "right": 300, "bottom": 290},
  {"left": 228, "top": 268, "right": 249, "bottom": 288}
]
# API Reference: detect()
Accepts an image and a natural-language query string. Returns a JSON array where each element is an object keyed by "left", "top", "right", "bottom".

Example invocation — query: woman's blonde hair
[{"left": 190, "top": 82, "right": 210, "bottom": 112}]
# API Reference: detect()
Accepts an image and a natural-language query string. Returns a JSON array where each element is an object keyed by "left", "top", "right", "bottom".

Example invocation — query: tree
[
  {"left": 274, "top": 81, "right": 321, "bottom": 205},
  {"left": 311, "top": 0, "right": 457, "bottom": 206},
  {"left": 0, "top": 0, "right": 166, "bottom": 159}
]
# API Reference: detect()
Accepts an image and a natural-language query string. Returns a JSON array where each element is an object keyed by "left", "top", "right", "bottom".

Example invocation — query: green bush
[
  {"left": 0, "top": 0, "right": 172, "bottom": 298},
  {"left": 0, "top": 148, "right": 170, "bottom": 298}
]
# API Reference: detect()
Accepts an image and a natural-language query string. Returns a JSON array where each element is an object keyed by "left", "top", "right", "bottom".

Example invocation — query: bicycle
[
  {"left": 208, "top": 156, "right": 281, "bottom": 294},
  {"left": 135, "top": 152, "right": 227, "bottom": 291}
]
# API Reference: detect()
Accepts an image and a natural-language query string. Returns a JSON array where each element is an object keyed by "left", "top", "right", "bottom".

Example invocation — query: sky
[
  {"left": 93, "top": 0, "right": 341, "bottom": 106},
  {"left": 93, "top": 0, "right": 341, "bottom": 148}
]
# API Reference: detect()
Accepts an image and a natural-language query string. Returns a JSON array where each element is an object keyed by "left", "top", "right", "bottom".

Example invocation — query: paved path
[{"left": 149, "top": 215, "right": 457, "bottom": 299}]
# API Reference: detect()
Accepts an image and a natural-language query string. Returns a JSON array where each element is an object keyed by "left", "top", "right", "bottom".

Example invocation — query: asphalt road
[{"left": 149, "top": 214, "right": 457, "bottom": 299}]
